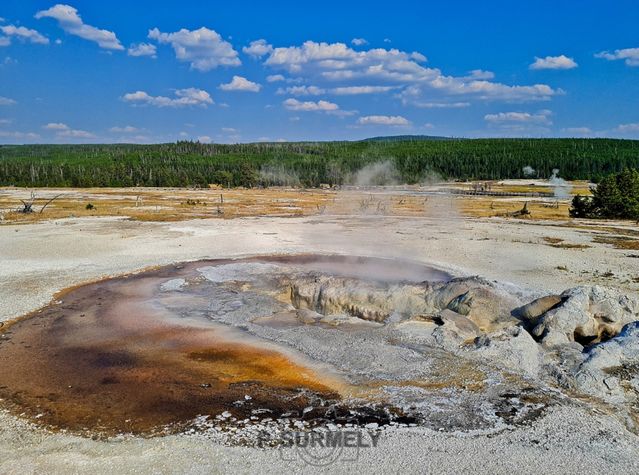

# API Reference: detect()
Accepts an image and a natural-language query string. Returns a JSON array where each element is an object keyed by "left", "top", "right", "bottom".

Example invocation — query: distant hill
[{"left": 362, "top": 135, "right": 454, "bottom": 142}]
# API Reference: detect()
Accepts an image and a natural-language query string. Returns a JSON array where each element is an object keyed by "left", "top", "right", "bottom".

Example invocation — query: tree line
[{"left": 0, "top": 138, "right": 638, "bottom": 188}]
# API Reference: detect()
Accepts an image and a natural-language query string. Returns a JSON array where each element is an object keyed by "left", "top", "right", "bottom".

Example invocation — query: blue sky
[{"left": 0, "top": 1, "right": 638, "bottom": 143}]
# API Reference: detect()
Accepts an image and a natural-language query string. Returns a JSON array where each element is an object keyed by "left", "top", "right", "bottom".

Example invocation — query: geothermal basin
[{"left": 3, "top": 253, "right": 636, "bottom": 443}]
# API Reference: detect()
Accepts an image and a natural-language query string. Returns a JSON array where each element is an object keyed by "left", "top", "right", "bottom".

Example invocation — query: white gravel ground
[{"left": 1, "top": 213, "right": 639, "bottom": 474}]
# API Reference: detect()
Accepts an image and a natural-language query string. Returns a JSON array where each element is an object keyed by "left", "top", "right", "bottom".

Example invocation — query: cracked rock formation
[{"left": 519, "top": 286, "right": 639, "bottom": 347}]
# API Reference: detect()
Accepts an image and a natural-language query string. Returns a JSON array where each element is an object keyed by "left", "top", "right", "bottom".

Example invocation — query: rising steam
[{"left": 548, "top": 168, "right": 572, "bottom": 198}]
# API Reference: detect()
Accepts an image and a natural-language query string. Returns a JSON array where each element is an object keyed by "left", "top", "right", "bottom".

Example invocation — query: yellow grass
[
  {"left": 0, "top": 182, "right": 592, "bottom": 225},
  {"left": 458, "top": 197, "right": 572, "bottom": 220},
  {"left": 0, "top": 188, "right": 333, "bottom": 224}
]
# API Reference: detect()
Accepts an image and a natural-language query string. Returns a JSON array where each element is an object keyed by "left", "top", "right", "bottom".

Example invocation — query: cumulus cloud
[
  {"left": 279, "top": 84, "right": 395, "bottom": 96},
  {"left": 219, "top": 75, "right": 261, "bottom": 92},
  {"left": 0, "top": 25, "right": 49, "bottom": 45},
  {"left": 595, "top": 47, "right": 639, "bottom": 67},
  {"left": 616, "top": 123, "right": 639, "bottom": 133},
  {"left": 128, "top": 42, "right": 156, "bottom": 58},
  {"left": 277, "top": 85, "right": 324, "bottom": 96},
  {"left": 357, "top": 115, "right": 411, "bottom": 126},
  {"left": 109, "top": 125, "right": 139, "bottom": 133},
  {"left": 530, "top": 55, "right": 578, "bottom": 70},
  {"left": 262, "top": 40, "right": 561, "bottom": 103},
  {"left": 0, "top": 130, "right": 40, "bottom": 140},
  {"left": 58, "top": 128, "right": 95, "bottom": 138},
  {"left": 414, "top": 101, "right": 470, "bottom": 109},
  {"left": 465, "top": 69, "right": 495, "bottom": 80},
  {"left": 351, "top": 38, "right": 368, "bottom": 46},
  {"left": 44, "top": 122, "right": 69, "bottom": 130},
  {"left": 330, "top": 85, "right": 396, "bottom": 95},
  {"left": 283, "top": 98, "right": 339, "bottom": 112},
  {"left": 243, "top": 39, "right": 272, "bottom": 58},
  {"left": 35, "top": 4, "right": 123, "bottom": 50},
  {"left": 122, "top": 88, "right": 213, "bottom": 107},
  {"left": 43, "top": 122, "right": 95, "bottom": 138},
  {"left": 197, "top": 135, "right": 212, "bottom": 144},
  {"left": 0, "top": 96, "right": 16, "bottom": 105},
  {"left": 266, "top": 74, "right": 285, "bottom": 82},
  {"left": 148, "top": 27, "right": 240, "bottom": 71},
  {"left": 428, "top": 79, "right": 561, "bottom": 102},
  {"left": 484, "top": 110, "right": 552, "bottom": 125}
]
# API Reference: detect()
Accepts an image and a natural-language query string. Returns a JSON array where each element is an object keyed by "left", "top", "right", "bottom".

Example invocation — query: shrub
[{"left": 570, "top": 168, "right": 639, "bottom": 220}]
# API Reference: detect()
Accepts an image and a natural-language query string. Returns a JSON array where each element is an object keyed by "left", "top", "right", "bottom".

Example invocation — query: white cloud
[
  {"left": 415, "top": 101, "right": 470, "bottom": 109},
  {"left": 616, "top": 123, "right": 639, "bottom": 133},
  {"left": 128, "top": 42, "right": 156, "bottom": 58},
  {"left": 43, "top": 122, "right": 94, "bottom": 138},
  {"left": 263, "top": 41, "right": 561, "bottom": 103},
  {"left": 330, "top": 86, "right": 395, "bottom": 95},
  {"left": 530, "top": 55, "right": 578, "bottom": 70},
  {"left": 109, "top": 125, "right": 139, "bottom": 133},
  {"left": 0, "top": 118, "right": 12, "bottom": 125},
  {"left": 561, "top": 127, "right": 592, "bottom": 136},
  {"left": 148, "top": 27, "right": 240, "bottom": 71},
  {"left": 0, "top": 37, "right": 10, "bottom": 47},
  {"left": 0, "top": 96, "right": 16, "bottom": 105},
  {"left": 0, "top": 25, "right": 49, "bottom": 45},
  {"left": 465, "top": 69, "right": 495, "bottom": 80},
  {"left": 221, "top": 127, "right": 237, "bottom": 133},
  {"left": 351, "top": 38, "right": 368, "bottom": 46},
  {"left": 484, "top": 110, "right": 552, "bottom": 125},
  {"left": 44, "top": 122, "right": 69, "bottom": 130},
  {"left": 58, "top": 128, "right": 95, "bottom": 138},
  {"left": 283, "top": 98, "right": 339, "bottom": 112},
  {"left": 266, "top": 74, "right": 285, "bottom": 82},
  {"left": 219, "top": 75, "right": 261, "bottom": 92},
  {"left": 122, "top": 88, "right": 213, "bottom": 107},
  {"left": 357, "top": 115, "right": 411, "bottom": 126},
  {"left": 595, "top": 47, "right": 639, "bottom": 67},
  {"left": 35, "top": 4, "right": 123, "bottom": 50},
  {"left": 243, "top": 39, "right": 272, "bottom": 57},
  {"left": 428, "top": 79, "right": 562, "bottom": 102},
  {"left": 197, "top": 135, "right": 212, "bottom": 144},
  {"left": 277, "top": 85, "right": 325, "bottom": 96},
  {"left": 0, "top": 130, "right": 40, "bottom": 140}
]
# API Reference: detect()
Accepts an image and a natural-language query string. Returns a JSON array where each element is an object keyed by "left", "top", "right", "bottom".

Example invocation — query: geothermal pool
[{"left": 0, "top": 255, "right": 454, "bottom": 436}]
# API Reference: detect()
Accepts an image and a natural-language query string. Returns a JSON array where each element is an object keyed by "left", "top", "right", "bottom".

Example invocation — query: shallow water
[{"left": 0, "top": 255, "right": 447, "bottom": 436}]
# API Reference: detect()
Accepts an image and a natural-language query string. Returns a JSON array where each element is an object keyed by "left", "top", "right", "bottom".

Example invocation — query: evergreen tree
[
  {"left": 591, "top": 174, "right": 624, "bottom": 217},
  {"left": 570, "top": 167, "right": 639, "bottom": 220},
  {"left": 569, "top": 195, "right": 592, "bottom": 218}
]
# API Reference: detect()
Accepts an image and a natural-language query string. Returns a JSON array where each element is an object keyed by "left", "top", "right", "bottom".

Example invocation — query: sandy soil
[{"left": 1, "top": 189, "right": 639, "bottom": 474}]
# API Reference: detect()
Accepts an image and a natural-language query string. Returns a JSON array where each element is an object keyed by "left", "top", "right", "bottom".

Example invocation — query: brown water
[{"left": 0, "top": 255, "right": 447, "bottom": 436}]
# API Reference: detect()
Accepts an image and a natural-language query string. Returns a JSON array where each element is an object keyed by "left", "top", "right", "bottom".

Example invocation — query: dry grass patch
[
  {"left": 0, "top": 188, "right": 334, "bottom": 224},
  {"left": 459, "top": 198, "right": 571, "bottom": 221},
  {"left": 593, "top": 235, "right": 639, "bottom": 250}
]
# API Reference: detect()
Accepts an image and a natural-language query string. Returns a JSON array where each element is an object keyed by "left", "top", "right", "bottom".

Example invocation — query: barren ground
[{"left": 1, "top": 183, "right": 638, "bottom": 474}]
